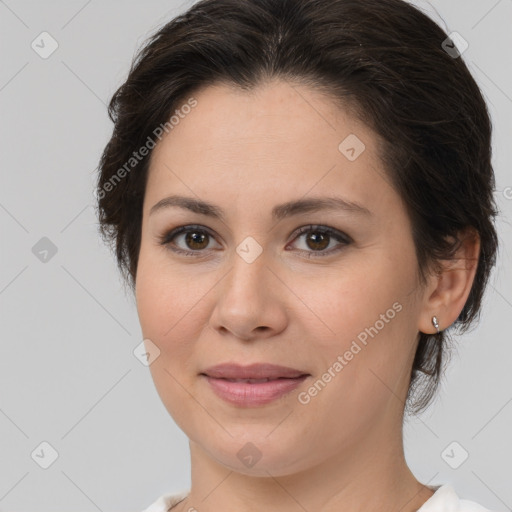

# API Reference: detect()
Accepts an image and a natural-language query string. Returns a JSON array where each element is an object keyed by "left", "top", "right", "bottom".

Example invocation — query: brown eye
[
  {"left": 288, "top": 225, "right": 352, "bottom": 258},
  {"left": 158, "top": 225, "right": 220, "bottom": 256},
  {"left": 303, "top": 231, "right": 330, "bottom": 251},
  {"left": 159, "top": 224, "right": 351, "bottom": 259},
  {"left": 184, "top": 230, "right": 209, "bottom": 250}
]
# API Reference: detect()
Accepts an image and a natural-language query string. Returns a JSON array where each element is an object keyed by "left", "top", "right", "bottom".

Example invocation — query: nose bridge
[
  {"left": 225, "top": 237, "right": 271, "bottom": 298},
  {"left": 211, "top": 234, "right": 282, "bottom": 326},
  {"left": 208, "top": 223, "right": 290, "bottom": 340}
]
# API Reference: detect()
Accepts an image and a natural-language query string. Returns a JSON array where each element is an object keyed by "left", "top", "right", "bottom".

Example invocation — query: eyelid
[
  {"left": 290, "top": 224, "right": 352, "bottom": 244},
  {"left": 286, "top": 224, "right": 352, "bottom": 258},
  {"left": 158, "top": 223, "right": 352, "bottom": 258},
  {"left": 157, "top": 224, "right": 221, "bottom": 252}
]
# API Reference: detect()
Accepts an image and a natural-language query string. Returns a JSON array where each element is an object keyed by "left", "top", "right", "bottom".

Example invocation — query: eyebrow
[{"left": 149, "top": 194, "right": 372, "bottom": 221}]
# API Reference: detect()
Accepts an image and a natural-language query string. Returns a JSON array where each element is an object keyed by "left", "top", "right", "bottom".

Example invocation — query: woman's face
[{"left": 136, "top": 80, "right": 427, "bottom": 476}]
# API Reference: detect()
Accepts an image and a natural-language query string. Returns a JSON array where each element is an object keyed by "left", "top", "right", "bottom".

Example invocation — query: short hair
[{"left": 96, "top": 0, "right": 499, "bottom": 414}]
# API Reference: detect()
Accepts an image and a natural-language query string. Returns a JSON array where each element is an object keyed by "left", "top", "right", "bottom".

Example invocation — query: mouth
[
  {"left": 199, "top": 363, "right": 310, "bottom": 406},
  {"left": 200, "top": 362, "right": 309, "bottom": 380},
  {"left": 215, "top": 377, "right": 299, "bottom": 383}
]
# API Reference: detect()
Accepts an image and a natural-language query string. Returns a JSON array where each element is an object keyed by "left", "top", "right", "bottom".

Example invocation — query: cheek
[
  {"left": 296, "top": 248, "right": 414, "bottom": 349},
  {"left": 136, "top": 240, "right": 201, "bottom": 338},
  {"left": 136, "top": 252, "right": 206, "bottom": 427},
  {"left": 135, "top": 244, "right": 219, "bottom": 379},
  {"left": 293, "top": 247, "right": 419, "bottom": 406}
]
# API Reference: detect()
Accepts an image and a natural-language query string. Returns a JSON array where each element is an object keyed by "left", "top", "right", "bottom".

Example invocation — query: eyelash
[{"left": 157, "top": 224, "right": 352, "bottom": 259}]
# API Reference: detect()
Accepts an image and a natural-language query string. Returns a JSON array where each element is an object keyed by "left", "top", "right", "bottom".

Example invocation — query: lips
[
  {"left": 200, "top": 363, "right": 310, "bottom": 407},
  {"left": 200, "top": 362, "right": 309, "bottom": 380},
  {"left": 200, "top": 363, "right": 310, "bottom": 406}
]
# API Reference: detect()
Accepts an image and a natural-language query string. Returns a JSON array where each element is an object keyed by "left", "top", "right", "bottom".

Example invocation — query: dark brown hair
[{"left": 96, "top": 0, "right": 499, "bottom": 414}]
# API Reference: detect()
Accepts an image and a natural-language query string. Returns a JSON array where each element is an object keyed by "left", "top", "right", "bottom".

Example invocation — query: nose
[{"left": 208, "top": 249, "right": 288, "bottom": 342}]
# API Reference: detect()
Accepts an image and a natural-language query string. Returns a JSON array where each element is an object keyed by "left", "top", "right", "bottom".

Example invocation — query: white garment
[{"left": 141, "top": 484, "right": 498, "bottom": 512}]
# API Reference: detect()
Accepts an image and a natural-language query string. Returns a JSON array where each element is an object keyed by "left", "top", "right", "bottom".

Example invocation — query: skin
[{"left": 135, "top": 79, "right": 480, "bottom": 512}]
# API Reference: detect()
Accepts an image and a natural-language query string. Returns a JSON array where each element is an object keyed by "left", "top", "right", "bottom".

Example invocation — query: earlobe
[
  {"left": 431, "top": 315, "right": 440, "bottom": 334},
  {"left": 418, "top": 228, "right": 480, "bottom": 335}
]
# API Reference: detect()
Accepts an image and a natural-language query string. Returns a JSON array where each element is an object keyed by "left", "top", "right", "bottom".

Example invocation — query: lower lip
[{"left": 202, "top": 375, "right": 309, "bottom": 406}]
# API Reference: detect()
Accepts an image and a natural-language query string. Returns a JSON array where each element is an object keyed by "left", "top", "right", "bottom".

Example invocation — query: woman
[{"left": 96, "top": 0, "right": 500, "bottom": 510}]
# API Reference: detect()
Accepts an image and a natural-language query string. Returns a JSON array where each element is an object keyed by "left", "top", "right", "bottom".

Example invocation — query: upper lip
[{"left": 201, "top": 363, "right": 309, "bottom": 379}]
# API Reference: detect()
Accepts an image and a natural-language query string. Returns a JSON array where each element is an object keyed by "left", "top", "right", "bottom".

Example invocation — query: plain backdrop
[{"left": 0, "top": 0, "right": 511, "bottom": 511}]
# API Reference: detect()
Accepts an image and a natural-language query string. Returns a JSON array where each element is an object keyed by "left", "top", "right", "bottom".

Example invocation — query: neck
[{"left": 175, "top": 416, "right": 434, "bottom": 512}]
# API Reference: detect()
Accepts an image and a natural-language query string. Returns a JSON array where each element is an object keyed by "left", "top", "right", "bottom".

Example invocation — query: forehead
[{"left": 145, "top": 79, "right": 398, "bottom": 219}]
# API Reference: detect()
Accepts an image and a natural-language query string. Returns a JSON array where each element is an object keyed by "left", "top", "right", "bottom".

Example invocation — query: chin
[{"left": 199, "top": 432, "right": 313, "bottom": 477}]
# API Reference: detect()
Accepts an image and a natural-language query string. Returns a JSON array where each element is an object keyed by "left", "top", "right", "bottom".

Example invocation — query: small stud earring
[{"left": 432, "top": 315, "right": 440, "bottom": 334}]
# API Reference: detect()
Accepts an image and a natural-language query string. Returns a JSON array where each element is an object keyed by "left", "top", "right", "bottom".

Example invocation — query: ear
[{"left": 418, "top": 228, "right": 480, "bottom": 334}]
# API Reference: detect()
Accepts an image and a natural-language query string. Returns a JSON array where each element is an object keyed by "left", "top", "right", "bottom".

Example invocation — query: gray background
[{"left": 0, "top": 0, "right": 511, "bottom": 511}]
